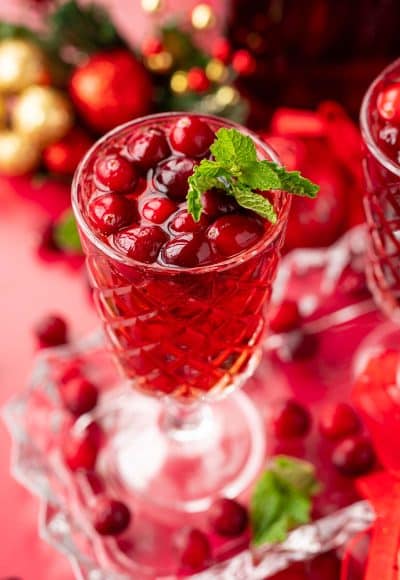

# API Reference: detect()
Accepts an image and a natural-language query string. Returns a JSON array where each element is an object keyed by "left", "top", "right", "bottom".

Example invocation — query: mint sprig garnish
[
  {"left": 250, "top": 455, "right": 321, "bottom": 546},
  {"left": 187, "top": 128, "right": 319, "bottom": 222},
  {"left": 54, "top": 209, "right": 82, "bottom": 254}
]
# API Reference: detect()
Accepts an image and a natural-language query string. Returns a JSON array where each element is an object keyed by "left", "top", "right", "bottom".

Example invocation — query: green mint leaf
[
  {"left": 187, "top": 160, "right": 231, "bottom": 221},
  {"left": 211, "top": 127, "right": 257, "bottom": 168},
  {"left": 240, "top": 160, "right": 282, "bottom": 190},
  {"left": 234, "top": 185, "right": 277, "bottom": 224},
  {"left": 264, "top": 162, "right": 319, "bottom": 198},
  {"left": 54, "top": 210, "right": 82, "bottom": 253},
  {"left": 250, "top": 456, "right": 321, "bottom": 546}
]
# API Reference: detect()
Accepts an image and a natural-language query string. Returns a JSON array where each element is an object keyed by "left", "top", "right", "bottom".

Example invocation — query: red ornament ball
[
  {"left": 43, "top": 128, "right": 93, "bottom": 176},
  {"left": 187, "top": 67, "right": 210, "bottom": 93},
  {"left": 141, "top": 37, "right": 163, "bottom": 57},
  {"left": 69, "top": 50, "right": 153, "bottom": 133},
  {"left": 231, "top": 49, "right": 256, "bottom": 75},
  {"left": 211, "top": 37, "right": 231, "bottom": 64}
]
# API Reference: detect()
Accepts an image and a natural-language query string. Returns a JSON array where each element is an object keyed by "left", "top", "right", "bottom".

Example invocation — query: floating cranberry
[
  {"left": 272, "top": 399, "right": 311, "bottom": 438},
  {"left": 169, "top": 209, "right": 209, "bottom": 233},
  {"left": 202, "top": 189, "right": 239, "bottom": 217},
  {"left": 332, "top": 435, "right": 375, "bottom": 477},
  {"left": 269, "top": 300, "right": 301, "bottom": 334},
  {"left": 207, "top": 214, "right": 264, "bottom": 257},
  {"left": 89, "top": 193, "right": 134, "bottom": 235},
  {"left": 319, "top": 403, "right": 361, "bottom": 441},
  {"left": 127, "top": 127, "right": 170, "bottom": 170},
  {"left": 169, "top": 116, "right": 214, "bottom": 157},
  {"left": 34, "top": 314, "right": 68, "bottom": 348},
  {"left": 91, "top": 495, "right": 131, "bottom": 536},
  {"left": 180, "top": 528, "right": 211, "bottom": 573},
  {"left": 94, "top": 154, "right": 137, "bottom": 192},
  {"left": 141, "top": 196, "right": 176, "bottom": 224},
  {"left": 60, "top": 377, "right": 99, "bottom": 417},
  {"left": 153, "top": 157, "right": 196, "bottom": 200},
  {"left": 62, "top": 432, "right": 98, "bottom": 471},
  {"left": 113, "top": 225, "right": 167, "bottom": 263},
  {"left": 161, "top": 233, "right": 212, "bottom": 267},
  {"left": 377, "top": 83, "right": 400, "bottom": 122},
  {"left": 209, "top": 498, "right": 248, "bottom": 537}
]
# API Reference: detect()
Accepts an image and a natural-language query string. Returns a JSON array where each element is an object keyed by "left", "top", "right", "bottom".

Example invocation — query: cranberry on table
[
  {"left": 60, "top": 377, "right": 99, "bottom": 417},
  {"left": 94, "top": 154, "right": 137, "bottom": 192},
  {"left": 113, "top": 225, "right": 167, "bottom": 263},
  {"left": 209, "top": 498, "right": 248, "bottom": 537},
  {"left": 62, "top": 431, "right": 98, "bottom": 471},
  {"left": 141, "top": 196, "right": 176, "bottom": 224},
  {"left": 377, "top": 83, "right": 400, "bottom": 122},
  {"left": 180, "top": 528, "right": 211, "bottom": 573},
  {"left": 169, "top": 209, "right": 209, "bottom": 234},
  {"left": 127, "top": 127, "right": 170, "bottom": 170},
  {"left": 161, "top": 233, "right": 212, "bottom": 267},
  {"left": 202, "top": 189, "right": 239, "bottom": 218},
  {"left": 269, "top": 299, "right": 302, "bottom": 334},
  {"left": 332, "top": 435, "right": 376, "bottom": 477},
  {"left": 34, "top": 314, "right": 68, "bottom": 348},
  {"left": 169, "top": 116, "right": 214, "bottom": 157},
  {"left": 319, "top": 403, "right": 361, "bottom": 441},
  {"left": 207, "top": 214, "right": 264, "bottom": 257},
  {"left": 89, "top": 193, "right": 134, "bottom": 235},
  {"left": 91, "top": 495, "right": 131, "bottom": 536},
  {"left": 153, "top": 156, "right": 196, "bottom": 200},
  {"left": 272, "top": 399, "right": 311, "bottom": 439}
]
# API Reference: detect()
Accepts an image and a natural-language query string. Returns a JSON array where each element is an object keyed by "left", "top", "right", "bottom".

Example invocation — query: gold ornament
[
  {"left": 12, "top": 86, "right": 73, "bottom": 147},
  {"left": 141, "top": 0, "right": 162, "bottom": 12},
  {"left": 205, "top": 59, "right": 228, "bottom": 82},
  {"left": 0, "top": 39, "right": 48, "bottom": 94},
  {"left": 191, "top": 3, "right": 216, "bottom": 30},
  {"left": 0, "top": 130, "right": 41, "bottom": 175},
  {"left": 215, "top": 86, "right": 239, "bottom": 107},
  {"left": 145, "top": 51, "right": 173, "bottom": 73},
  {"left": 170, "top": 71, "right": 188, "bottom": 94}
]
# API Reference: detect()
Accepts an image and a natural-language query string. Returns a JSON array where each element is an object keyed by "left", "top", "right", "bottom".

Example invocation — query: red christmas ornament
[
  {"left": 187, "top": 67, "right": 210, "bottom": 93},
  {"left": 69, "top": 50, "right": 153, "bottom": 133},
  {"left": 231, "top": 49, "right": 256, "bottom": 75},
  {"left": 141, "top": 37, "right": 163, "bottom": 57},
  {"left": 211, "top": 37, "right": 231, "bottom": 63},
  {"left": 43, "top": 127, "right": 93, "bottom": 176}
]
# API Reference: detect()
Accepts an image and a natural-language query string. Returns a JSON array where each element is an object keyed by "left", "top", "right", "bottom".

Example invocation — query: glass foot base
[{"left": 98, "top": 386, "right": 266, "bottom": 513}]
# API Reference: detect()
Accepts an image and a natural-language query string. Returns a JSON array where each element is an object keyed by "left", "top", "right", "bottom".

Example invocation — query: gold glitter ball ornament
[
  {"left": 170, "top": 71, "right": 188, "bottom": 93},
  {"left": 12, "top": 86, "right": 74, "bottom": 147},
  {"left": 0, "top": 130, "right": 41, "bottom": 175},
  {"left": 191, "top": 3, "right": 216, "bottom": 30},
  {"left": 0, "top": 39, "right": 48, "bottom": 93}
]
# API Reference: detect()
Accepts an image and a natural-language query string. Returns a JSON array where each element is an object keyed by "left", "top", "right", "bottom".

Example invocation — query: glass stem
[{"left": 160, "top": 398, "right": 212, "bottom": 443}]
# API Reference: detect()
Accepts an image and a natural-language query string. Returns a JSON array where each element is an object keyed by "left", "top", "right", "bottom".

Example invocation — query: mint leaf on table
[
  {"left": 250, "top": 455, "right": 321, "bottom": 546},
  {"left": 187, "top": 127, "right": 319, "bottom": 222},
  {"left": 54, "top": 210, "right": 82, "bottom": 254}
]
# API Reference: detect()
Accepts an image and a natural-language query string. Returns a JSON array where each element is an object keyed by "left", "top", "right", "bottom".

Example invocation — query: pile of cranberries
[
  {"left": 373, "top": 79, "right": 400, "bottom": 165},
  {"left": 84, "top": 115, "right": 268, "bottom": 268}
]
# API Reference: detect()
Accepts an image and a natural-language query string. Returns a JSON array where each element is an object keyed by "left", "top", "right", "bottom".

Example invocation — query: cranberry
[
  {"left": 34, "top": 314, "right": 68, "bottom": 348},
  {"left": 187, "top": 67, "right": 210, "bottom": 93},
  {"left": 209, "top": 498, "right": 248, "bottom": 537},
  {"left": 269, "top": 300, "right": 302, "bottom": 334},
  {"left": 272, "top": 399, "right": 311, "bottom": 438},
  {"left": 319, "top": 403, "right": 361, "bottom": 441},
  {"left": 89, "top": 193, "right": 134, "bottom": 235},
  {"left": 60, "top": 377, "right": 99, "bottom": 416},
  {"left": 127, "top": 127, "right": 170, "bottom": 170},
  {"left": 113, "top": 225, "right": 167, "bottom": 263},
  {"left": 377, "top": 82, "right": 400, "bottom": 122},
  {"left": 269, "top": 563, "right": 308, "bottom": 580},
  {"left": 91, "top": 495, "right": 131, "bottom": 536},
  {"left": 62, "top": 432, "right": 98, "bottom": 471},
  {"left": 202, "top": 189, "right": 239, "bottom": 217},
  {"left": 332, "top": 435, "right": 375, "bottom": 477},
  {"left": 309, "top": 551, "right": 341, "bottom": 580},
  {"left": 38, "top": 221, "right": 60, "bottom": 254},
  {"left": 85, "top": 421, "right": 104, "bottom": 449},
  {"left": 169, "top": 116, "right": 214, "bottom": 157},
  {"left": 207, "top": 214, "right": 264, "bottom": 257},
  {"left": 94, "top": 154, "right": 137, "bottom": 192},
  {"left": 153, "top": 157, "right": 196, "bottom": 200},
  {"left": 180, "top": 528, "right": 211, "bottom": 572},
  {"left": 169, "top": 209, "right": 209, "bottom": 233},
  {"left": 161, "top": 233, "right": 212, "bottom": 267},
  {"left": 141, "top": 196, "right": 176, "bottom": 224}
]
